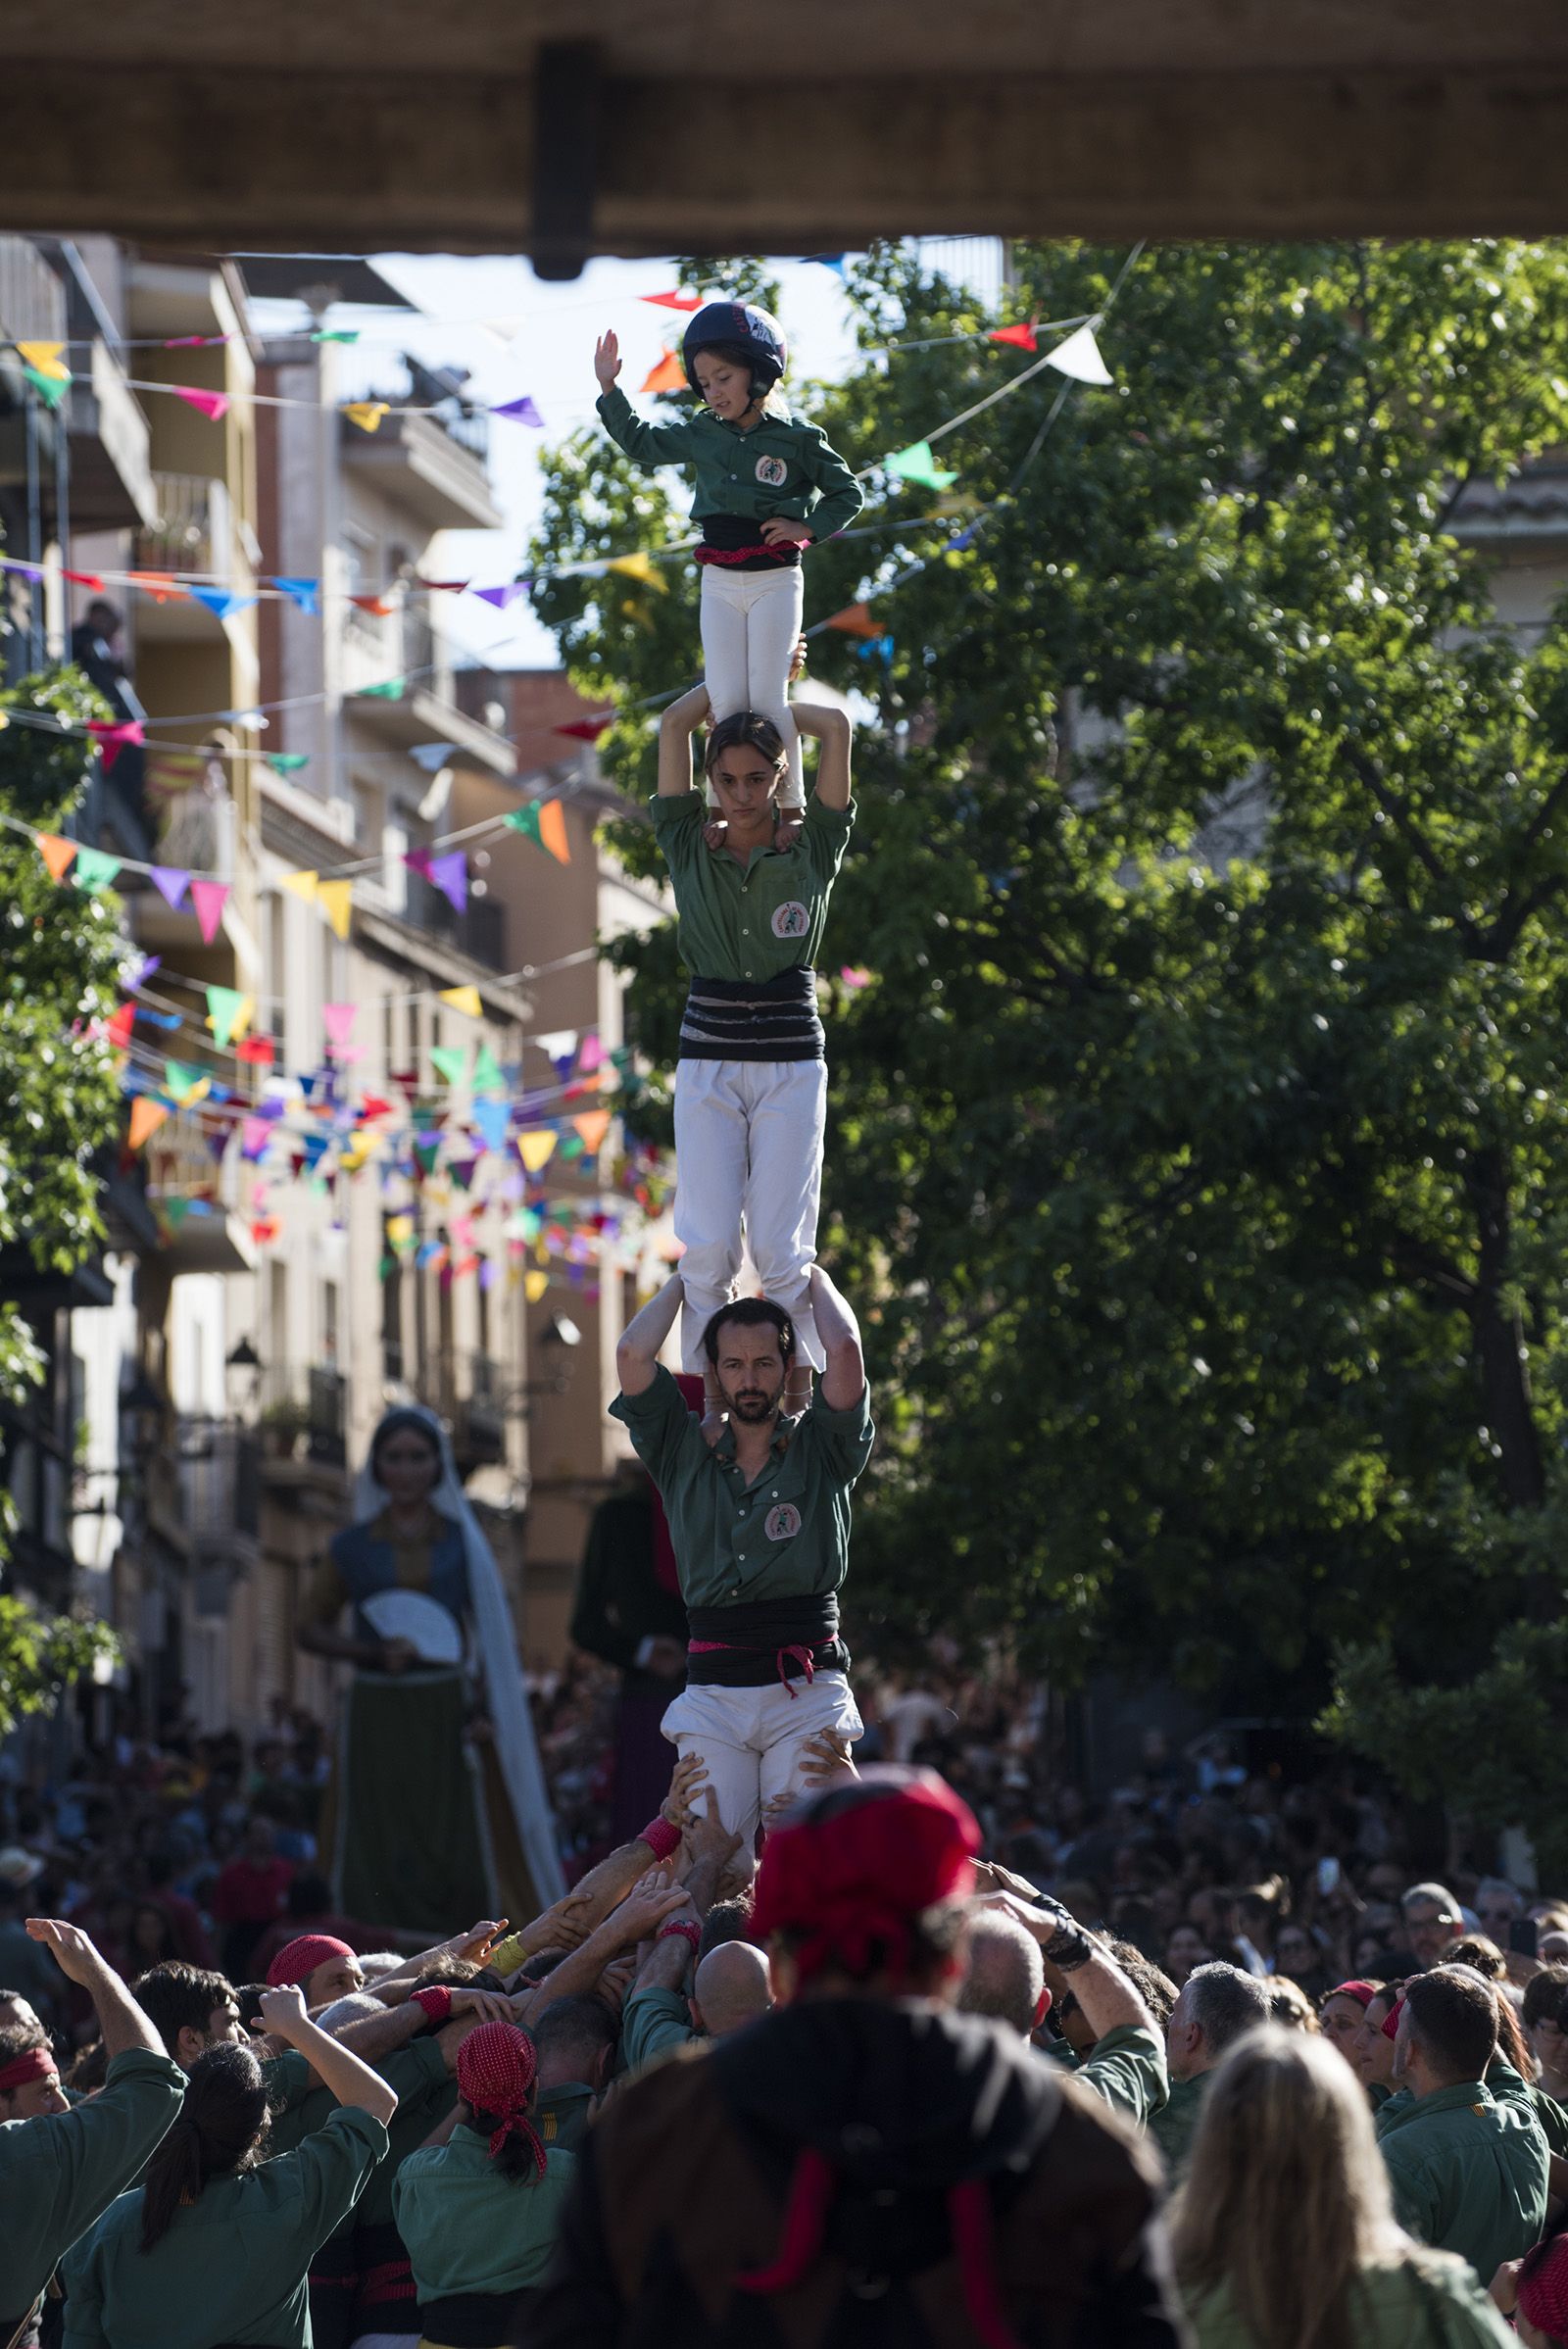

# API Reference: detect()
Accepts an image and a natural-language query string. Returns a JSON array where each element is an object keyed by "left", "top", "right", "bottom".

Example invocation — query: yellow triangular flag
[
  {"left": 342, "top": 402, "right": 390, "bottom": 434},
  {"left": 439, "top": 985, "right": 483, "bottom": 1019},
  {"left": 318, "top": 878, "right": 353, "bottom": 940},
  {"left": 524, "top": 1268, "right": 550, "bottom": 1303},
  {"left": 17, "top": 341, "right": 71, "bottom": 384},
  {"left": 282, "top": 868, "right": 318, "bottom": 904},
  {"left": 606, "top": 551, "right": 668, "bottom": 593},
  {"left": 517, "top": 1130, "right": 558, "bottom": 1174}
]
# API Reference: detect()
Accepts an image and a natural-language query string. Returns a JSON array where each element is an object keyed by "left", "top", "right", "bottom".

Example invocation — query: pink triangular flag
[
  {"left": 150, "top": 865, "right": 190, "bottom": 910},
  {"left": 577, "top": 1031, "right": 604, "bottom": 1072},
  {"left": 191, "top": 878, "right": 229, "bottom": 943},
  {"left": 174, "top": 385, "right": 230, "bottom": 421},
  {"left": 86, "top": 718, "right": 145, "bottom": 773},
  {"left": 322, "top": 1003, "right": 358, "bottom": 1049},
  {"left": 404, "top": 848, "right": 435, "bottom": 882}
]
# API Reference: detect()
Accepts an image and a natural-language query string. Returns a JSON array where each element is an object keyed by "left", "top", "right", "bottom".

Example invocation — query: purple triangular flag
[
  {"left": 150, "top": 866, "right": 190, "bottom": 910},
  {"left": 491, "top": 396, "right": 544, "bottom": 426},
  {"left": 429, "top": 851, "right": 467, "bottom": 912},
  {"left": 472, "top": 581, "right": 526, "bottom": 610}
]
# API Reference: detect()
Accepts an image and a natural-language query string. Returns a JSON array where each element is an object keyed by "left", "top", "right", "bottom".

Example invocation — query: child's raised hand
[{"left": 594, "top": 331, "right": 622, "bottom": 389}]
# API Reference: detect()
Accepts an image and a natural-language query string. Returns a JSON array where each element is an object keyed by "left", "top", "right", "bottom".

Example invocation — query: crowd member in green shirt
[
  {"left": 393, "top": 2020, "right": 575, "bottom": 2346},
  {"left": 612, "top": 1264, "right": 872, "bottom": 1850},
  {"left": 1171, "top": 2028, "right": 1511, "bottom": 2349},
  {"left": 959, "top": 1882, "right": 1172, "bottom": 2130},
  {"left": 1, "top": 1917, "right": 185, "bottom": 2349},
  {"left": 1152, "top": 1960, "right": 1271, "bottom": 2177},
  {"left": 652, "top": 679, "right": 856, "bottom": 1419},
  {"left": 531, "top": 1996, "right": 619, "bottom": 2151},
  {"left": 596, "top": 297, "right": 862, "bottom": 826},
  {"left": 62, "top": 1982, "right": 397, "bottom": 2349},
  {"left": 1375, "top": 1969, "right": 1549, "bottom": 2285}
]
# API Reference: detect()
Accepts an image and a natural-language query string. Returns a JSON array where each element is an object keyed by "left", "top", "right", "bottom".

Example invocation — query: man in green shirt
[
  {"left": 1, "top": 1917, "right": 185, "bottom": 2349},
  {"left": 1152, "top": 1960, "right": 1271, "bottom": 2176},
  {"left": 1379, "top": 1966, "right": 1549, "bottom": 2283},
  {"left": 612, "top": 1263, "right": 872, "bottom": 1850}
]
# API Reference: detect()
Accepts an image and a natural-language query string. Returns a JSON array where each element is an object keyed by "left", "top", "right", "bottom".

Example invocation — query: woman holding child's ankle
[{"left": 654, "top": 682, "right": 854, "bottom": 1425}]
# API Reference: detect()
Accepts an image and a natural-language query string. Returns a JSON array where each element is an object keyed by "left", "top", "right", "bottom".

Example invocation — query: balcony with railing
[
  {"left": 341, "top": 357, "right": 502, "bottom": 533},
  {"left": 342, "top": 592, "right": 515, "bottom": 777},
  {"left": 260, "top": 1365, "right": 349, "bottom": 1482},
  {"left": 132, "top": 473, "right": 255, "bottom": 639},
  {"left": 175, "top": 1414, "right": 262, "bottom": 1561},
  {"left": 0, "top": 235, "right": 157, "bottom": 535}
]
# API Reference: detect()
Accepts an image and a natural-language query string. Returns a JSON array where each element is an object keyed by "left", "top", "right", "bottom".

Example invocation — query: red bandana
[
  {"left": 0, "top": 2044, "right": 58, "bottom": 2094},
  {"left": 456, "top": 2021, "right": 547, "bottom": 2177},
  {"left": 266, "top": 1933, "right": 355, "bottom": 1989},
  {"left": 751, "top": 1768, "right": 980, "bottom": 1988}
]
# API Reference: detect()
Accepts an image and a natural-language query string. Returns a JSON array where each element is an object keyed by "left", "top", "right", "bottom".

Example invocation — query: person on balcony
[{"left": 298, "top": 1406, "right": 564, "bottom": 1937}]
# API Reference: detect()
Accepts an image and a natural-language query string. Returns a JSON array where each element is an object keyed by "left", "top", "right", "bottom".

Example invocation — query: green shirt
[
  {"left": 651, "top": 789, "right": 855, "bottom": 983},
  {"left": 61, "top": 2102, "right": 388, "bottom": 2349},
  {"left": 536, "top": 2080, "right": 597, "bottom": 2153},
  {"left": 392, "top": 2126, "right": 575, "bottom": 2298},
  {"left": 2, "top": 2047, "right": 185, "bottom": 2317},
  {"left": 1377, "top": 2079, "right": 1549, "bottom": 2284},
  {"left": 264, "top": 2034, "right": 451, "bottom": 2229},
  {"left": 596, "top": 385, "right": 863, "bottom": 544},
  {"left": 1074, "top": 2024, "right": 1169, "bottom": 2129},
  {"left": 1148, "top": 2068, "right": 1210, "bottom": 2176},
  {"left": 610, "top": 1363, "right": 874, "bottom": 1611},
  {"left": 621, "top": 1987, "right": 699, "bottom": 2080},
  {"left": 1486, "top": 2054, "right": 1568, "bottom": 2160},
  {"left": 1182, "top": 2256, "right": 1512, "bottom": 2349}
]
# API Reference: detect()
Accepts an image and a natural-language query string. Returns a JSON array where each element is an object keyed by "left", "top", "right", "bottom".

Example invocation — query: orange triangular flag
[
  {"left": 36, "top": 833, "right": 78, "bottom": 882},
  {"left": 128, "top": 1097, "right": 170, "bottom": 1150},
  {"left": 539, "top": 801, "right": 570, "bottom": 863},
  {"left": 573, "top": 1109, "right": 612, "bottom": 1152},
  {"left": 826, "top": 602, "right": 883, "bottom": 638},
  {"left": 639, "top": 348, "right": 688, "bottom": 395}
]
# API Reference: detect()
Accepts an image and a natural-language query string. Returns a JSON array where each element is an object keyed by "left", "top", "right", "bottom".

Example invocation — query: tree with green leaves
[
  {"left": 532, "top": 241, "right": 1568, "bottom": 1878},
  {"left": 0, "top": 666, "right": 126, "bottom": 1719}
]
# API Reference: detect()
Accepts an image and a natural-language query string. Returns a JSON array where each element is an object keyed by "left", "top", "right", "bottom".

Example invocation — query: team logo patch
[
  {"left": 755, "top": 454, "right": 789, "bottom": 487},
  {"left": 771, "top": 901, "right": 809, "bottom": 939},
  {"left": 765, "top": 1502, "right": 802, "bottom": 1542}
]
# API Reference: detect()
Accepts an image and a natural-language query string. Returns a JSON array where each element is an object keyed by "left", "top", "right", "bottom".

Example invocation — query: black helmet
[{"left": 681, "top": 300, "right": 788, "bottom": 395}]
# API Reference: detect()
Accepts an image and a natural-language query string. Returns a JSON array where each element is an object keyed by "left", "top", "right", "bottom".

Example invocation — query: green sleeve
[
  {"left": 610, "top": 1365, "right": 704, "bottom": 1499},
  {"left": 798, "top": 423, "right": 864, "bottom": 542},
  {"left": 274, "top": 2104, "right": 389, "bottom": 2243},
  {"left": 649, "top": 789, "right": 704, "bottom": 887},
  {"left": 805, "top": 1379, "right": 875, "bottom": 1488},
  {"left": 620, "top": 1987, "right": 696, "bottom": 2079},
  {"left": 4, "top": 2047, "right": 186, "bottom": 2310},
  {"left": 597, "top": 385, "right": 702, "bottom": 469},
  {"left": 801, "top": 791, "right": 855, "bottom": 884},
  {"left": 1076, "top": 2026, "right": 1169, "bottom": 2129},
  {"left": 1381, "top": 2137, "right": 1439, "bottom": 2244}
]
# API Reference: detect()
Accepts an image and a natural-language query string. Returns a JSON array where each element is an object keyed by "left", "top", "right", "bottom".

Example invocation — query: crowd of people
[{"left": 5, "top": 1671, "right": 1568, "bottom": 2348}]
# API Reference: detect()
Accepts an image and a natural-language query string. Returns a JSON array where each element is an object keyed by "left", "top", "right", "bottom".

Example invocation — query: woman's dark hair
[
  {"left": 702, "top": 1295, "right": 796, "bottom": 1367},
  {"left": 466, "top": 2097, "right": 544, "bottom": 2183},
  {"left": 704, "top": 710, "right": 787, "bottom": 781},
  {"left": 1523, "top": 1964, "right": 1568, "bottom": 2032},
  {"left": 140, "top": 2043, "right": 270, "bottom": 2252},
  {"left": 369, "top": 1409, "right": 441, "bottom": 1481}
]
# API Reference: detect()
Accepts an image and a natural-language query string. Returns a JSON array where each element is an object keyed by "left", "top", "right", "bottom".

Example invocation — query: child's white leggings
[{"left": 701, "top": 563, "right": 806, "bottom": 809}]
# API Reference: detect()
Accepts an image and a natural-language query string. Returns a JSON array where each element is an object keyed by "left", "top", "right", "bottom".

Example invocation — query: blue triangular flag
[
  {"left": 191, "top": 588, "right": 258, "bottom": 620},
  {"left": 271, "top": 575, "right": 320, "bottom": 614}
]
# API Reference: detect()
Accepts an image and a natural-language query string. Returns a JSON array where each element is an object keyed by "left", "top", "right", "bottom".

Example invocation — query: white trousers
[
  {"left": 662, "top": 1671, "right": 863, "bottom": 1851},
  {"left": 674, "top": 1056, "right": 826, "bottom": 1372},
  {"left": 701, "top": 563, "right": 806, "bottom": 808}
]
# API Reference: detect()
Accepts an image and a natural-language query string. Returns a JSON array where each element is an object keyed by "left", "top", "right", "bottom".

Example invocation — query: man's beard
[{"left": 723, "top": 1384, "right": 778, "bottom": 1424}]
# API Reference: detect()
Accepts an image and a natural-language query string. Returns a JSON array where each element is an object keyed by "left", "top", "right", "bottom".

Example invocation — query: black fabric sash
[
  {"left": 416, "top": 2287, "right": 539, "bottom": 2347},
  {"left": 687, "top": 1591, "right": 847, "bottom": 1687},
  {"left": 680, "top": 967, "right": 823, "bottom": 1063}
]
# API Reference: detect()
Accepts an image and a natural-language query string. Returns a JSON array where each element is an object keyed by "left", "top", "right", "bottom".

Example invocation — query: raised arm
[
  {"left": 259, "top": 1986, "right": 398, "bottom": 2126},
  {"left": 657, "top": 683, "right": 710, "bottom": 797},
  {"left": 27, "top": 1919, "right": 166, "bottom": 2061},
  {"left": 615, "top": 1273, "right": 684, "bottom": 1397},
  {"left": 808, "top": 1262, "right": 864, "bottom": 1410},
  {"left": 595, "top": 334, "right": 703, "bottom": 467},
  {"left": 793, "top": 701, "right": 853, "bottom": 813}
]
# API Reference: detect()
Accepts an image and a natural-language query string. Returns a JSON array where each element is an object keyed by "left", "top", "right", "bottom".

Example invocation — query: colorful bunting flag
[
  {"left": 282, "top": 868, "right": 318, "bottom": 904},
  {"left": 573, "top": 1109, "right": 612, "bottom": 1153},
  {"left": 127, "top": 1098, "right": 169, "bottom": 1150},
  {"left": 272, "top": 577, "right": 320, "bottom": 614},
  {"left": 191, "top": 587, "right": 256, "bottom": 620},
  {"left": 439, "top": 985, "right": 482, "bottom": 1020},
  {"left": 17, "top": 340, "right": 70, "bottom": 382},
  {"left": 429, "top": 854, "right": 467, "bottom": 913},
  {"left": 342, "top": 402, "right": 390, "bottom": 433},
  {"left": 989, "top": 321, "right": 1039, "bottom": 351},
  {"left": 203, "top": 986, "right": 252, "bottom": 1047},
  {"left": 173, "top": 385, "right": 230, "bottom": 421},
  {"left": 840, "top": 965, "right": 872, "bottom": 989},
  {"left": 517, "top": 1130, "right": 558, "bottom": 1174},
  {"left": 311, "top": 328, "right": 360, "bottom": 344},
  {"left": 606, "top": 551, "right": 668, "bottom": 591},
  {"left": 358, "top": 678, "right": 406, "bottom": 701},
  {"left": 551, "top": 716, "right": 612, "bottom": 744},
  {"left": 887, "top": 440, "right": 958, "bottom": 492},
  {"left": 639, "top": 349, "right": 689, "bottom": 395},
  {"left": 826, "top": 602, "right": 884, "bottom": 638},
  {"left": 471, "top": 1043, "right": 505, "bottom": 1093},
  {"left": 150, "top": 865, "right": 191, "bottom": 909},
  {"left": 322, "top": 1003, "right": 358, "bottom": 1051},
  {"left": 490, "top": 396, "right": 545, "bottom": 425},
  {"left": 86, "top": 718, "right": 145, "bottom": 771},
  {"left": 430, "top": 1046, "right": 468, "bottom": 1089},
  {"left": 471, "top": 581, "right": 527, "bottom": 609},
  {"left": 524, "top": 1268, "right": 551, "bottom": 1302},
  {"left": 164, "top": 1061, "right": 210, "bottom": 1106},
  {"left": 235, "top": 1036, "right": 275, "bottom": 1066},
  {"left": 125, "top": 572, "right": 190, "bottom": 604},
  {"left": 642, "top": 290, "right": 704, "bottom": 312},
  {"left": 318, "top": 878, "right": 353, "bottom": 939},
  {"left": 472, "top": 1098, "right": 511, "bottom": 1154},
  {"left": 264, "top": 752, "right": 311, "bottom": 776},
  {"left": 1045, "top": 322, "right": 1112, "bottom": 385},
  {"left": 36, "top": 834, "right": 78, "bottom": 883},
  {"left": 22, "top": 367, "right": 68, "bottom": 412},
  {"left": 351, "top": 594, "right": 397, "bottom": 616},
  {"left": 106, "top": 1003, "right": 136, "bottom": 1051},
  {"left": 191, "top": 879, "right": 229, "bottom": 943}
]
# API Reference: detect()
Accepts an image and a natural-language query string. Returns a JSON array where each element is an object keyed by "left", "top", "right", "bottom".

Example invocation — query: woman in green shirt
[
  {"left": 393, "top": 2020, "right": 574, "bottom": 2348},
  {"left": 1171, "top": 2028, "right": 1512, "bottom": 2349},
  {"left": 61, "top": 1983, "right": 397, "bottom": 2349}
]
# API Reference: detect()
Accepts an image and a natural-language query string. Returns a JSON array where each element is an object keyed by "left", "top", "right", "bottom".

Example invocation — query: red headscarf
[
  {"left": 266, "top": 1933, "right": 357, "bottom": 1990},
  {"left": 457, "top": 2020, "right": 547, "bottom": 2178},
  {"left": 751, "top": 1768, "right": 981, "bottom": 1988},
  {"left": 1518, "top": 2233, "right": 1568, "bottom": 2338},
  {"left": 1326, "top": 1980, "right": 1379, "bottom": 2009},
  {"left": 0, "top": 2044, "right": 57, "bottom": 2095}
]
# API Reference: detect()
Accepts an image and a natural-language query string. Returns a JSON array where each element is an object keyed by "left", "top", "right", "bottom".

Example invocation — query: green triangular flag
[
  {"left": 378, "top": 1253, "right": 396, "bottom": 1278},
  {"left": 359, "top": 678, "right": 406, "bottom": 702},
  {"left": 472, "top": 1044, "right": 505, "bottom": 1097},
  {"left": 414, "top": 1137, "right": 443, "bottom": 1176},
  {"left": 265, "top": 752, "right": 311, "bottom": 776},
  {"left": 23, "top": 367, "right": 70, "bottom": 414},
  {"left": 161, "top": 1198, "right": 191, "bottom": 1231},
  {"left": 164, "top": 1060, "right": 208, "bottom": 1103},
  {"left": 311, "top": 329, "right": 360, "bottom": 344},
  {"left": 886, "top": 439, "right": 958, "bottom": 491},
  {"left": 73, "top": 847, "right": 122, "bottom": 894},
  {"left": 429, "top": 1045, "right": 467, "bottom": 1090},
  {"left": 504, "top": 805, "right": 543, "bottom": 846},
  {"left": 205, "top": 985, "right": 246, "bottom": 1048},
  {"left": 558, "top": 1134, "right": 585, "bottom": 1160}
]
